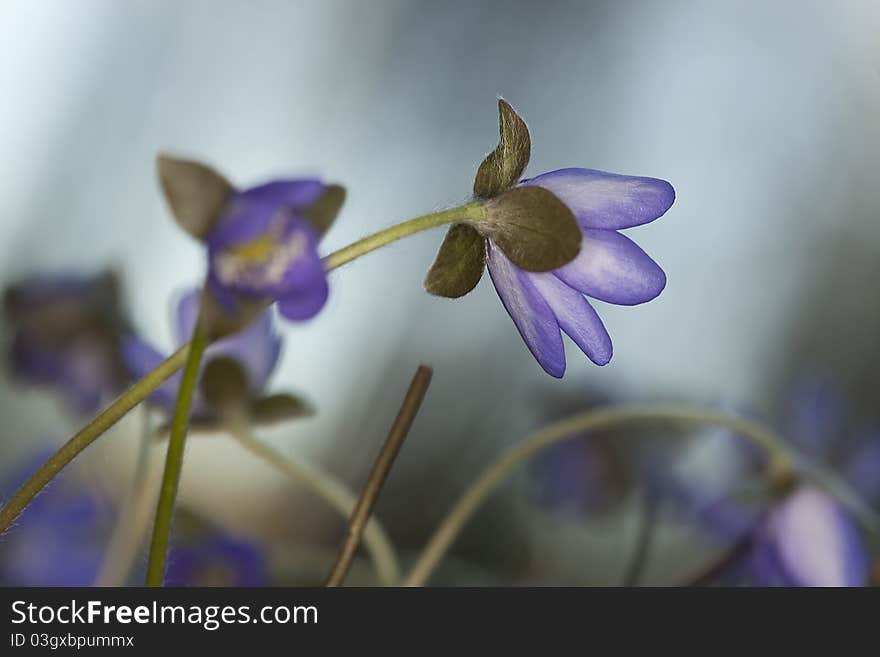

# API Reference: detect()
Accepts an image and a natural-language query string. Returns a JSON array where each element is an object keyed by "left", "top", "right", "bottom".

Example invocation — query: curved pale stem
[
  {"left": 229, "top": 425, "right": 401, "bottom": 586},
  {"left": 404, "top": 405, "right": 800, "bottom": 587}
]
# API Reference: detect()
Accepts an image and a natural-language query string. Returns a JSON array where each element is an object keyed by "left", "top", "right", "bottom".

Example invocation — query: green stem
[
  {"left": 0, "top": 345, "right": 189, "bottom": 536},
  {"left": 0, "top": 203, "right": 478, "bottom": 540},
  {"left": 145, "top": 324, "right": 209, "bottom": 586},
  {"left": 228, "top": 425, "right": 401, "bottom": 586},
  {"left": 322, "top": 203, "right": 484, "bottom": 271},
  {"left": 403, "top": 405, "right": 797, "bottom": 587}
]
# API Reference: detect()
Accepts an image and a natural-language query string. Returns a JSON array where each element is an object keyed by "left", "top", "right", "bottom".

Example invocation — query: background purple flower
[
  {"left": 3, "top": 271, "right": 129, "bottom": 414},
  {"left": 165, "top": 534, "right": 267, "bottom": 586},
  {"left": 0, "top": 449, "right": 111, "bottom": 586},
  {"left": 525, "top": 392, "right": 673, "bottom": 519},
  {"left": 660, "top": 380, "right": 875, "bottom": 586},
  {"left": 122, "top": 289, "right": 282, "bottom": 423},
  {"left": 487, "top": 168, "right": 674, "bottom": 377},
  {"left": 782, "top": 378, "right": 880, "bottom": 510},
  {"left": 749, "top": 486, "right": 868, "bottom": 586}
]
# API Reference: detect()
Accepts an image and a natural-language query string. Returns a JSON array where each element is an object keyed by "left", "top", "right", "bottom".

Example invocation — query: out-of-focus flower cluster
[{"left": 525, "top": 379, "right": 880, "bottom": 586}]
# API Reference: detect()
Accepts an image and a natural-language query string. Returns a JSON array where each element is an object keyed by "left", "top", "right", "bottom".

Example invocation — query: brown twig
[{"left": 325, "top": 364, "right": 433, "bottom": 586}]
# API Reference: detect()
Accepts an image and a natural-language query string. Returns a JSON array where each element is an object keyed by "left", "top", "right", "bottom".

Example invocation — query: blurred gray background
[{"left": 2, "top": 0, "right": 879, "bottom": 584}]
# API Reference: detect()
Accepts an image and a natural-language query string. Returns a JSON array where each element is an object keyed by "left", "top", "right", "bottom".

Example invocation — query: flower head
[
  {"left": 122, "top": 289, "right": 310, "bottom": 428},
  {"left": 486, "top": 169, "right": 672, "bottom": 375},
  {"left": 748, "top": 485, "right": 868, "bottom": 586},
  {"left": 424, "top": 100, "right": 674, "bottom": 376},
  {"left": 157, "top": 156, "right": 345, "bottom": 337},
  {"left": 165, "top": 533, "right": 267, "bottom": 587},
  {"left": 3, "top": 271, "right": 129, "bottom": 413}
]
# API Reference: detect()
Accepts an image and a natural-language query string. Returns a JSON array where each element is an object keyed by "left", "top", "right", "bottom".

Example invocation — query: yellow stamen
[{"left": 228, "top": 233, "right": 277, "bottom": 262}]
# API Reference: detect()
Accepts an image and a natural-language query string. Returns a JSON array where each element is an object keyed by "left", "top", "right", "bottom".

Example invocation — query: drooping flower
[
  {"left": 424, "top": 100, "right": 674, "bottom": 376},
  {"left": 165, "top": 533, "right": 267, "bottom": 587},
  {"left": 0, "top": 449, "right": 111, "bottom": 586},
  {"left": 3, "top": 271, "right": 129, "bottom": 413},
  {"left": 122, "top": 289, "right": 310, "bottom": 429},
  {"left": 486, "top": 169, "right": 673, "bottom": 375},
  {"left": 157, "top": 156, "right": 345, "bottom": 337}
]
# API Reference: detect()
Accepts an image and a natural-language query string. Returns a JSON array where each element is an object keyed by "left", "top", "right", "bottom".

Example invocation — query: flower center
[{"left": 214, "top": 229, "right": 308, "bottom": 290}]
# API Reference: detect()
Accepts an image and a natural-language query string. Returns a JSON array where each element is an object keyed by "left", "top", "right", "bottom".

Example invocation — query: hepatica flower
[
  {"left": 122, "top": 290, "right": 310, "bottom": 429},
  {"left": 157, "top": 155, "right": 345, "bottom": 338},
  {"left": 3, "top": 271, "right": 129, "bottom": 414},
  {"left": 424, "top": 100, "right": 674, "bottom": 376}
]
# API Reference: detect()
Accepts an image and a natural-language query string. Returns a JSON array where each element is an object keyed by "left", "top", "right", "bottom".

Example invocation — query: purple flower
[
  {"left": 750, "top": 486, "right": 868, "bottom": 586},
  {"left": 3, "top": 271, "right": 129, "bottom": 413},
  {"left": 157, "top": 157, "right": 344, "bottom": 334},
  {"left": 487, "top": 169, "right": 673, "bottom": 377},
  {"left": 122, "top": 290, "right": 299, "bottom": 426},
  {"left": 205, "top": 181, "right": 330, "bottom": 322},
  {"left": 0, "top": 450, "right": 111, "bottom": 586},
  {"left": 165, "top": 534, "right": 267, "bottom": 587}
]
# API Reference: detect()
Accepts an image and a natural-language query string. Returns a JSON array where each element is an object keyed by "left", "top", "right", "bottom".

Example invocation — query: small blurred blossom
[
  {"left": 165, "top": 534, "right": 267, "bottom": 587},
  {"left": 3, "top": 271, "right": 129, "bottom": 414},
  {"left": 748, "top": 486, "right": 868, "bottom": 586},
  {"left": 525, "top": 393, "right": 658, "bottom": 518},
  {"left": 122, "top": 290, "right": 308, "bottom": 428},
  {"left": 0, "top": 450, "right": 111, "bottom": 586},
  {"left": 529, "top": 436, "right": 627, "bottom": 517}
]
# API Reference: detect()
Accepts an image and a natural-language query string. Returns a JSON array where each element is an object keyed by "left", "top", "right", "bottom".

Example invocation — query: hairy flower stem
[
  {"left": 0, "top": 345, "right": 189, "bottom": 535},
  {"left": 228, "top": 424, "right": 401, "bottom": 586},
  {"left": 0, "top": 204, "right": 478, "bottom": 537},
  {"left": 322, "top": 203, "right": 484, "bottom": 271},
  {"left": 145, "top": 324, "right": 209, "bottom": 586},
  {"left": 403, "top": 405, "right": 804, "bottom": 587}
]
